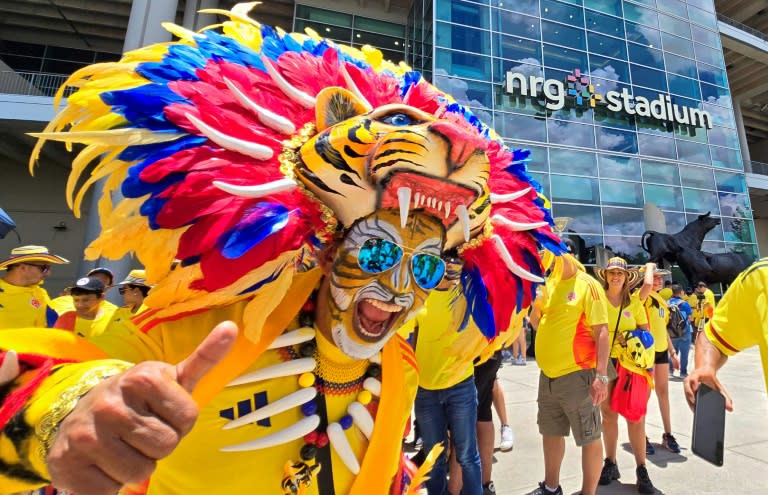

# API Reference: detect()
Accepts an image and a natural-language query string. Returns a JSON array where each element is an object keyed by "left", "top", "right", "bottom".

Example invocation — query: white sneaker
[
  {"left": 499, "top": 424, "right": 514, "bottom": 452},
  {"left": 515, "top": 356, "right": 526, "bottom": 366}
]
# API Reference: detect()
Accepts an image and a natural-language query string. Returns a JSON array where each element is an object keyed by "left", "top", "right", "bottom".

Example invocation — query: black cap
[
  {"left": 87, "top": 267, "right": 115, "bottom": 285},
  {"left": 72, "top": 276, "right": 106, "bottom": 293}
]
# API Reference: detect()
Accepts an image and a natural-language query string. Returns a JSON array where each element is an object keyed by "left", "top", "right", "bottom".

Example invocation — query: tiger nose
[{"left": 429, "top": 121, "right": 486, "bottom": 170}]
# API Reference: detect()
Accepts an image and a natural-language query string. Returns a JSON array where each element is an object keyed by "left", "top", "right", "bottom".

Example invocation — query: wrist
[{"left": 595, "top": 373, "right": 610, "bottom": 385}]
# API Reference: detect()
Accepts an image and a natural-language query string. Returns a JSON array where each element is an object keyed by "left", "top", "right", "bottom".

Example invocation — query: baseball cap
[
  {"left": 87, "top": 267, "right": 115, "bottom": 285},
  {"left": 71, "top": 276, "right": 106, "bottom": 293}
]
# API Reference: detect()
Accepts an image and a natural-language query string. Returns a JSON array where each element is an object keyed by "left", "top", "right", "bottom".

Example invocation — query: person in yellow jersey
[
  {"left": 684, "top": 258, "right": 768, "bottom": 412},
  {"left": 115, "top": 270, "right": 152, "bottom": 317},
  {"left": 689, "top": 281, "right": 715, "bottom": 339},
  {"left": 634, "top": 265, "right": 681, "bottom": 455},
  {"left": 528, "top": 253, "right": 610, "bottom": 495},
  {"left": 53, "top": 276, "right": 116, "bottom": 339},
  {"left": 0, "top": 245, "right": 68, "bottom": 329},
  {"left": 48, "top": 267, "right": 119, "bottom": 317}
]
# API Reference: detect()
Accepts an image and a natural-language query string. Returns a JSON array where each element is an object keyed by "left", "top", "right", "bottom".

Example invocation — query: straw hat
[
  {"left": 593, "top": 257, "right": 642, "bottom": 287},
  {"left": 0, "top": 245, "right": 69, "bottom": 270},
  {"left": 118, "top": 269, "right": 152, "bottom": 288}
]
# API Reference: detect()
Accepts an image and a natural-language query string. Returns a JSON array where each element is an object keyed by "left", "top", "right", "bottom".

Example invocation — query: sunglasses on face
[
  {"left": 25, "top": 263, "right": 51, "bottom": 273},
  {"left": 356, "top": 237, "right": 446, "bottom": 290},
  {"left": 118, "top": 285, "right": 138, "bottom": 294}
]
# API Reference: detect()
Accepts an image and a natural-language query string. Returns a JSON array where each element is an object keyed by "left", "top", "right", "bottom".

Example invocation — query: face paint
[{"left": 320, "top": 209, "right": 446, "bottom": 359}]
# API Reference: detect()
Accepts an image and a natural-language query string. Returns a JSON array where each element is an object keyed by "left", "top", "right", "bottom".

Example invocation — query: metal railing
[
  {"left": 0, "top": 70, "right": 72, "bottom": 98},
  {"left": 749, "top": 160, "right": 768, "bottom": 176},
  {"left": 717, "top": 13, "right": 768, "bottom": 44}
]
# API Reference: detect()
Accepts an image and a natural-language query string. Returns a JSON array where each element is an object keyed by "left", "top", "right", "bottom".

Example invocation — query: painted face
[{"left": 319, "top": 209, "right": 446, "bottom": 359}]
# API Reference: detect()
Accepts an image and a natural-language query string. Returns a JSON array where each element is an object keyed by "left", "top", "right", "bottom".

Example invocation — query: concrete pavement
[{"left": 489, "top": 347, "right": 767, "bottom": 495}]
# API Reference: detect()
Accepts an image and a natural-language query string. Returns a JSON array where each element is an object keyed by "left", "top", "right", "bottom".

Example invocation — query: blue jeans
[
  {"left": 670, "top": 332, "right": 692, "bottom": 376},
  {"left": 414, "top": 376, "right": 482, "bottom": 495}
]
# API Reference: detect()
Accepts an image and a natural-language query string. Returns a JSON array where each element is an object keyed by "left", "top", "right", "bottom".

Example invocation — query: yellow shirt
[
  {"left": 642, "top": 291, "right": 669, "bottom": 352},
  {"left": 658, "top": 287, "right": 673, "bottom": 300},
  {"left": 606, "top": 293, "right": 648, "bottom": 358},
  {"left": 689, "top": 289, "right": 715, "bottom": 328},
  {"left": 705, "top": 258, "right": 768, "bottom": 394},
  {"left": 0, "top": 279, "right": 53, "bottom": 329},
  {"left": 54, "top": 303, "right": 117, "bottom": 339},
  {"left": 535, "top": 271, "right": 609, "bottom": 378}
]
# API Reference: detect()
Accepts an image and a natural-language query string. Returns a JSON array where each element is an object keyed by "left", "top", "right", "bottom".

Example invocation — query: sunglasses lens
[
  {"left": 411, "top": 254, "right": 446, "bottom": 290},
  {"left": 358, "top": 238, "right": 403, "bottom": 274}
]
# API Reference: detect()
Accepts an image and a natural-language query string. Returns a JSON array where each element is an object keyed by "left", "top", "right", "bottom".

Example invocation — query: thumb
[
  {"left": 176, "top": 321, "right": 239, "bottom": 393},
  {"left": 0, "top": 350, "right": 20, "bottom": 386}
]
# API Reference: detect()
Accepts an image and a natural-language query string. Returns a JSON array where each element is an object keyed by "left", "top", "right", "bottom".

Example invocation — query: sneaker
[
  {"left": 636, "top": 464, "right": 655, "bottom": 494},
  {"left": 526, "top": 482, "right": 563, "bottom": 495},
  {"left": 662, "top": 433, "right": 681, "bottom": 454},
  {"left": 515, "top": 356, "right": 527, "bottom": 366},
  {"left": 646, "top": 437, "right": 655, "bottom": 455},
  {"left": 483, "top": 481, "right": 496, "bottom": 495},
  {"left": 599, "top": 458, "right": 620, "bottom": 485},
  {"left": 499, "top": 424, "right": 514, "bottom": 451}
]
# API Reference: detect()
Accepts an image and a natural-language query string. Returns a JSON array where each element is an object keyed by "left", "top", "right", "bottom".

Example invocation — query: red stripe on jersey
[{"left": 708, "top": 323, "right": 740, "bottom": 353}]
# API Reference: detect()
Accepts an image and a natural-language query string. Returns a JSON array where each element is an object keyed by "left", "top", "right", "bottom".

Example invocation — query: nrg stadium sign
[{"left": 505, "top": 69, "right": 713, "bottom": 130}]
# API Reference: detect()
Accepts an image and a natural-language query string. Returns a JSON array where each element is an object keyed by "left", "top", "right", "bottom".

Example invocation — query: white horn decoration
[
  {"left": 0, "top": 350, "right": 19, "bottom": 386},
  {"left": 363, "top": 377, "right": 381, "bottom": 397},
  {"left": 397, "top": 186, "right": 412, "bottom": 228},
  {"left": 222, "top": 387, "right": 317, "bottom": 430},
  {"left": 491, "top": 214, "right": 548, "bottom": 231},
  {"left": 339, "top": 63, "right": 373, "bottom": 112},
  {"left": 327, "top": 422, "right": 361, "bottom": 474},
  {"left": 213, "top": 178, "right": 296, "bottom": 198},
  {"left": 491, "top": 234, "right": 545, "bottom": 283},
  {"left": 185, "top": 113, "right": 273, "bottom": 160},
  {"left": 456, "top": 204, "right": 471, "bottom": 242},
  {"left": 347, "top": 401, "right": 374, "bottom": 439},
  {"left": 227, "top": 358, "right": 315, "bottom": 387},
  {"left": 220, "top": 415, "right": 320, "bottom": 452},
  {"left": 223, "top": 77, "right": 297, "bottom": 135},
  {"left": 267, "top": 326, "right": 316, "bottom": 349},
  {"left": 261, "top": 55, "right": 316, "bottom": 109},
  {"left": 490, "top": 187, "right": 532, "bottom": 204}
]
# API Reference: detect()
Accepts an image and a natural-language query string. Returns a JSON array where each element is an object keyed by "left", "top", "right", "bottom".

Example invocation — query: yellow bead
[
  {"left": 357, "top": 390, "right": 372, "bottom": 405},
  {"left": 298, "top": 373, "right": 316, "bottom": 388}
]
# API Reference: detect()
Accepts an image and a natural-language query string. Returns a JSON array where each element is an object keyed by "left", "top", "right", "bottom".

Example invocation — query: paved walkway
[{"left": 489, "top": 347, "right": 767, "bottom": 495}]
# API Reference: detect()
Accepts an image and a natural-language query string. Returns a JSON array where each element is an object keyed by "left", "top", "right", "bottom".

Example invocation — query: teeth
[
  {"left": 445, "top": 201, "right": 451, "bottom": 219},
  {"left": 437, "top": 200, "right": 443, "bottom": 212},
  {"left": 365, "top": 298, "right": 402, "bottom": 313},
  {"left": 413, "top": 192, "right": 421, "bottom": 207},
  {"left": 456, "top": 204, "right": 471, "bottom": 242},
  {"left": 430, "top": 197, "right": 437, "bottom": 209},
  {"left": 420, "top": 194, "right": 427, "bottom": 206},
  {"left": 397, "top": 186, "right": 412, "bottom": 228}
]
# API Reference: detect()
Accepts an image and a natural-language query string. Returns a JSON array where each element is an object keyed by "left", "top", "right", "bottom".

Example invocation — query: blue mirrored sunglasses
[{"left": 356, "top": 237, "right": 446, "bottom": 290}]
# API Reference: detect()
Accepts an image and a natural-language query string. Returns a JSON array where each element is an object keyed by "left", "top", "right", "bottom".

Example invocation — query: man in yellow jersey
[
  {"left": 689, "top": 281, "right": 715, "bottom": 339},
  {"left": 528, "top": 254, "right": 610, "bottom": 495},
  {"left": 53, "top": 276, "right": 117, "bottom": 339},
  {"left": 0, "top": 245, "right": 68, "bottom": 329},
  {"left": 48, "top": 267, "right": 119, "bottom": 317},
  {"left": 684, "top": 258, "right": 768, "bottom": 412}
]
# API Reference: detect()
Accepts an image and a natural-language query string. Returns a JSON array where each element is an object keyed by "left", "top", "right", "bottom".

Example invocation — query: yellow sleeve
[
  {"left": 584, "top": 278, "right": 609, "bottom": 327},
  {"left": 634, "top": 297, "right": 648, "bottom": 326},
  {"left": 0, "top": 360, "right": 132, "bottom": 494}
]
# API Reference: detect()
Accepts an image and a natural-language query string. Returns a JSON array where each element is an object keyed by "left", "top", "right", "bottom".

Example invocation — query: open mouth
[{"left": 354, "top": 298, "right": 404, "bottom": 342}]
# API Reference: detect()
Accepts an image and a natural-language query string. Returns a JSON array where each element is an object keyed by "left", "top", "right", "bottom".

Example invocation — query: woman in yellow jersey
[{"left": 593, "top": 257, "right": 654, "bottom": 494}]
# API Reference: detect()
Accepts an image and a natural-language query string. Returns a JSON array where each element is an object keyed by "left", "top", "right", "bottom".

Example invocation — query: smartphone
[{"left": 691, "top": 383, "right": 726, "bottom": 466}]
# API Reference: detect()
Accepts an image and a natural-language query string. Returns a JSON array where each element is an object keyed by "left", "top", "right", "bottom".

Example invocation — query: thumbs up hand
[
  {"left": 0, "top": 350, "right": 20, "bottom": 386},
  {"left": 47, "top": 321, "right": 238, "bottom": 495}
]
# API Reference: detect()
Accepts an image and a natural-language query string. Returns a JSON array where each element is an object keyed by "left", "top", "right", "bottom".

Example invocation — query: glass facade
[{"left": 408, "top": 0, "right": 757, "bottom": 265}]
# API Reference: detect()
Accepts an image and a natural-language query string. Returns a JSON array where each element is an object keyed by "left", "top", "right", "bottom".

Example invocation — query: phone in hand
[{"left": 691, "top": 383, "right": 726, "bottom": 466}]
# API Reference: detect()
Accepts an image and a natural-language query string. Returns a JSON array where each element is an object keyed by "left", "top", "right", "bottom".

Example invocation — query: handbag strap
[{"left": 611, "top": 302, "right": 624, "bottom": 350}]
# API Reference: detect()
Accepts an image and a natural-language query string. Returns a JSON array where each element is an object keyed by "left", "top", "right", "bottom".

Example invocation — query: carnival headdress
[{"left": 29, "top": 3, "right": 564, "bottom": 340}]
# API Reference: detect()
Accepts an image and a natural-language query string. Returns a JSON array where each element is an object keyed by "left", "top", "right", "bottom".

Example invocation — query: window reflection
[
  {"left": 679, "top": 164, "right": 715, "bottom": 189},
  {"left": 551, "top": 203, "right": 603, "bottom": 234},
  {"left": 645, "top": 184, "right": 683, "bottom": 210},
  {"left": 722, "top": 217, "right": 755, "bottom": 244},
  {"left": 550, "top": 149, "right": 597, "bottom": 176},
  {"left": 601, "top": 180, "right": 644, "bottom": 208},
  {"left": 643, "top": 160, "right": 680, "bottom": 185},
  {"left": 676, "top": 140, "right": 710, "bottom": 165},
  {"left": 715, "top": 171, "right": 746, "bottom": 193},
  {"left": 435, "top": 49, "right": 492, "bottom": 80},
  {"left": 587, "top": 32, "right": 627, "bottom": 59},
  {"left": 718, "top": 192, "right": 750, "bottom": 218},
  {"left": 596, "top": 127, "right": 638, "bottom": 153},
  {"left": 603, "top": 207, "right": 645, "bottom": 235},
  {"left": 683, "top": 188, "right": 720, "bottom": 215},
  {"left": 543, "top": 44, "right": 589, "bottom": 71},
  {"left": 543, "top": 21, "right": 586, "bottom": 50},
  {"left": 562, "top": 234, "right": 601, "bottom": 265},
  {"left": 547, "top": 120, "right": 595, "bottom": 148},
  {"left": 437, "top": 0, "right": 490, "bottom": 29},
  {"left": 540, "top": 0, "right": 584, "bottom": 27},
  {"left": 603, "top": 235, "right": 646, "bottom": 264},
  {"left": 433, "top": 73, "right": 493, "bottom": 108},
  {"left": 585, "top": 10, "right": 625, "bottom": 38},
  {"left": 665, "top": 52, "right": 697, "bottom": 79},
  {"left": 598, "top": 155, "right": 641, "bottom": 181},
  {"left": 710, "top": 146, "right": 742, "bottom": 170},
  {"left": 662, "top": 211, "right": 688, "bottom": 232},
  {"left": 661, "top": 32, "right": 694, "bottom": 58},
  {"left": 529, "top": 171, "right": 550, "bottom": 198},
  {"left": 493, "top": 10, "right": 540, "bottom": 39},
  {"left": 638, "top": 133, "right": 677, "bottom": 160},
  {"left": 497, "top": 111, "right": 547, "bottom": 142},
  {"left": 551, "top": 175, "right": 600, "bottom": 204}
]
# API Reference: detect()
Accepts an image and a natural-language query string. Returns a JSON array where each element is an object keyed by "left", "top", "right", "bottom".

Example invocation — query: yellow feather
[
  {"left": 29, "top": 128, "right": 187, "bottom": 146},
  {"left": 223, "top": 22, "right": 263, "bottom": 51},
  {"left": 72, "top": 157, "right": 129, "bottom": 217},
  {"left": 406, "top": 443, "right": 445, "bottom": 494},
  {"left": 161, "top": 22, "right": 200, "bottom": 42},
  {"left": 199, "top": 8, "right": 261, "bottom": 27},
  {"left": 66, "top": 145, "right": 109, "bottom": 208}
]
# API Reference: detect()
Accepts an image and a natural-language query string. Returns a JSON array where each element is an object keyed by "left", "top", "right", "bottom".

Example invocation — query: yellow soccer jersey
[
  {"left": 535, "top": 271, "right": 609, "bottom": 378},
  {"left": 642, "top": 291, "right": 669, "bottom": 352},
  {"left": 606, "top": 293, "right": 648, "bottom": 358},
  {"left": 54, "top": 302, "right": 118, "bottom": 339},
  {"left": 0, "top": 279, "right": 53, "bottom": 329},
  {"left": 705, "top": 258, "right": 768, "bottom": 393}
]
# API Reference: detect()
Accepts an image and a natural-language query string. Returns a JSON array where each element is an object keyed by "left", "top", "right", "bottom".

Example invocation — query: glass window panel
[
  {"left": 683, "top": 188, "right": 720, "bottom": 214},
  {"left": 659, "top": 13, "right": 691, "bottom": 38},
  {"left": 667, "top": 73, "right": 700, "bottom": 99},
  {"left": 628, "top": 43, "right": 664, "bottom": 67},
  {"left": 295, "top": 20, "right": 352, "bottom": 41},
  {"left": 495, "top": 80, "right": 547, "bottom": 114},
  {"left": 587, "top": 32, "right": 627, "bottom": 59},
  {"left": 697, "top": 62, "right": 727, "bottom": 87},
  {"left": 547, "top": 120, "right": 596, "bottom": 147},
  {"left": 707, "top": 127, "right": 738, "bottom": 148},
  {"left": 625, "top": 21, "right": 661, "bottom": 47},
  {"left": 550, "top": 104, "right": 595, "bottom": 124},
  {"left": 551, "top": 203, "right": 603, "bottom": 233},
  {"left": 543, "top": 21, "right": 586, "bottom": 50},
  {"left": 541, "top": 0, "right": 584, "bottom": 27},
  {"left": 551, "top": 175, "right": 600, "bottom": 203},
  {"left": 354, "top": 17, "right": 405, "bottom": 36},
  {"left": 623, "top": 2, "right": 657, "bottom": 27},
  {"left": 677, "top": 139, "right": 711, "bottom": 165},
  {"left": 687, "top": 5, "right": 718, "bottom": 30},
  {"left": 497, "top": 111, "right": 547, "bottom": 141},
  {"left": 543, "top": 44, "right": 589, "bottom": 71},
  {"left": 594, "top": 103, "right": 637, "bottom": 129},
  {"left": 679, "top": 164, "right": 715, "bottom": 189},
  {"left": 437, "top": 0, "right": 490, "bottom": 29},
  {"left": 492, "top": 10, "right": 540, "bottom": 39},
  {"left": 665, "top": 0, "right": 688, "bottom": 18},
  {"left": 504, "top": 0, "right": 540, "bottom": 16},
  {"left": 434, "top": 78, "right": 493, "bottom": 108},
  {"left": 549, "top": 149, "right": 597, "bottom": 175},
  {"left": 718, "top": 192, "right": 751, "bottom": 218},
  {"left": 638, "top": 133, "right": 677, "bottom": 159},
  {"left": 586, "top": 0, "right": 622, "bottom": 16},
  {"left": 354, "top": 32, "right": 404, "bottom": 53},
  {"left": 436, "top": 22, "right": 490, "bottom": 54},
  {"left": 698, "top": 221, "right": 725, "bottom": 242},
  {"left": 721, "top": 216, "right": 755, "bottom": 243},
  {"left": 695, "top": 42, "right": 724, "bottom": 68},
  {"left": 715, "top": 171, "right": 747, "bottom": 193},
  {"left": 603, "top": 235, "right": 647, "bottom": 263},
  {"left": 495, "top": 34, "right": 542, "bottom": 63},
  {"left": 560, "top": 234, "right": 600, "bottom": 264},
  {"left": 703, "top": 101, "right": 735, "bottom": 128},
  {"left": 589, "top": 55, "right": 629, "bottom": 82},
  {"left": 602, "top": 206, "right": 644, "bottom": 234},
  {"left": 691, "top": 25, "right": 720, "bottom": 48},
  {"left": 662, "top": 32, "right": 694, "bottom": 58},
  {"left": 643, "top": 159, "right": 680, "bottom": 184},
  {"left": 295, "top": 6, "right": 352, "bottom": 26},
  {"left": 701, "top": 240, "right": 726, "bottom": 254},
  {"left": 629, "top": 0, "right": 656, "bottom": 6},
  {"left": 726, "top": 243, "right": 758, "bottom": 259},
  {"left": 528, "top": 171, "right": 550, "bottom": 198},
  {"left": 435, "top": 49, "right": 492, "bottom": 80},
  {"left": 631, "top": 64, "right": 667, "bottom": 92},
  {"left": 687, "top": 0, "right": 714, "bottom": 13},
  {"left": 710, "top": 146, "right": 743, "bottom": 170},
  {"left": 585, "top": 9, "right": 625, "bottom": 37},
  {"left": 665, "top": 52, "right": 697, "bottom": 79},
  {"left": 675, "top": 123, "right": 707, "bottom": 144},
  {"left": 663, "top": 211, "right": 688, "bottom": 231},
  {"left": 645, "top": 183, "right": 683, "bottom": 210},
  {"left": 601, "top": 180, "right": 644, "bottom": 208},
  {"left": 598, "top": 154, "right": 641, "bottom": 180},
  {"left": 596, "top": 127, "right": 638, "bottom": 153},
  {"left": 508, "top": 142, "right": 549, "bottom": 172}
]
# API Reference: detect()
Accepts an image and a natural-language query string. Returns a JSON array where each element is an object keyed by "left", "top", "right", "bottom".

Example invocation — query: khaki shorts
[{"left": 537, "top": 369, "right": 602, "bottom": 446}]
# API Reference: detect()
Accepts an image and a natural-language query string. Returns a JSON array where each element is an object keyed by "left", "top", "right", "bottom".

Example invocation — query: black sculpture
[
  {"left": 676, "top": 248, "right": 753, "bottom": 287},
  {"left": 641, "top": 212, "right": 721, "bottom": 266}
]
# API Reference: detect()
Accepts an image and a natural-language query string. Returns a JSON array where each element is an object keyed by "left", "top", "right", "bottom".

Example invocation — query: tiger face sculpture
[{"left": 295, "top": 88, "right": 491, "bottom": 249}]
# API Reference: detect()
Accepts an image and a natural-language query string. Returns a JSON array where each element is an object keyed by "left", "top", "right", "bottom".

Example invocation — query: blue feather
[
  {"left": 102, "top": 84, "right": 189, "bottom": 130},
  {"left": 459, "top": 266, "right": 495, "bottom": 338},
  {"left": 220, "top": 204, "right": 291, "bottom": 259},
  {"left": 139, "top": 196, "right": 169, "bottom": 229},
  {"left": 238, "top": 268, "right": 283, "bottom": 295}
]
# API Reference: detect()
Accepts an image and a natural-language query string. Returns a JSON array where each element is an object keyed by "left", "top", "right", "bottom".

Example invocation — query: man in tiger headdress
[{"left": 0, "top": 4, "right": 563, "bottom": 495}]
